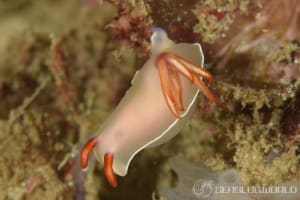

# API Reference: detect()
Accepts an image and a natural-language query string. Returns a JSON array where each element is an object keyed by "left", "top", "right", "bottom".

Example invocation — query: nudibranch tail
[
  {"left": 80, "top": 137, "right": 97, "bottom": 169},
  {"left": 151, "top": 27, "right": 174, "bottom": 54},
  {"left": 156, "top": 52, "right": 220, "bottom": 118},
  {"left": 80, "top": 138, "right": 117, "bottom": 187}
]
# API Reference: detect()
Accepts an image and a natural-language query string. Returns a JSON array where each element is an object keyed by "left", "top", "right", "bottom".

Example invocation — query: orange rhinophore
[
  {"left": 104, "top": 153, "right": 117, "bottom": 187},
  {"left": 80, "top": 137, "right": 97, "bottom": 169}
]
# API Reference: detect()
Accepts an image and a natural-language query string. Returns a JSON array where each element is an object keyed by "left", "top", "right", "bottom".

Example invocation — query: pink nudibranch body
[
  {"left": 80, "top": 27, "right": 218, "bottom": 187},
  {"left": 96, "top": 28, "right": 202, "bottom": 175}
]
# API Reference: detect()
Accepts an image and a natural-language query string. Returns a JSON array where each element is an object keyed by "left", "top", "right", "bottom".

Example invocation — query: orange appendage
[
  {"left": 104, "top": 153, "right": 117, "bottom": 187},
  {"left": 80, "top": 138, "right": 118, "bottom": 187},
  {"left": 156, "top": 52, "right": 220, "bottom": 118},
  {"left": 80, "top": 137, "right": 97, "bottom": 169},
  {"left": 157, "top": 57, "right": 180, "bottom": 118}
]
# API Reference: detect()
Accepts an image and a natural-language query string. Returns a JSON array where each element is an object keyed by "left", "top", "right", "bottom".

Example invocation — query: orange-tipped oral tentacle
[
  {"left": 165, "top": 54, "right": 194, "bottom": 83},
  {"left": 193, "top": 75, "right": 221, "bottom": 104},
  {"left": 157, "top": 52, "right": 220, "bottom": 118},
  {"left": 157, "top": 59, "right": 181, "bottom": 118},
  {"left": 157, "top": 58, "right": 176, "bottom": 102},
  {"left": 165, "top": 91, "right": 180, "bottom": 118},
  {"left": 80, "top": 137, "right": 98, "bottom": 169},
  {"left": 104, "top": 153, "right": 117, "bottom": 187},
  {"left": 173, "top": 54, "right": 214, "bottom": 82},
  {"left": 170, "top": 72, "right": 184, "bottom": 111}
]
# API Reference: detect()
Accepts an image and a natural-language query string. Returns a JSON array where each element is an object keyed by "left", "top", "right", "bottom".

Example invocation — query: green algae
[{"left": 200, "top": 80, "right": 300, "bottom": 185}]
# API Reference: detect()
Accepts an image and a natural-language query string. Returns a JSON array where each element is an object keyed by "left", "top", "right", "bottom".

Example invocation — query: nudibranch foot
[
  {"left": 80, "top": 138, "right": 117, "bottom": 187},
  {"left": 156, "top": 52, "right": 220, "bottom": 118}
]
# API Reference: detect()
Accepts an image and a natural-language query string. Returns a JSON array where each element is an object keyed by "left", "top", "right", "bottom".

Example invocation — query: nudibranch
[{"left": 80, "top": 27, "right": 219, "bottom": 187}]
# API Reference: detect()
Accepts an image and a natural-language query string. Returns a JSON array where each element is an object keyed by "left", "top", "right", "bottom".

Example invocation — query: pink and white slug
[{"left": 80, "top": 27, "right": 219, "bottom": 187}]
